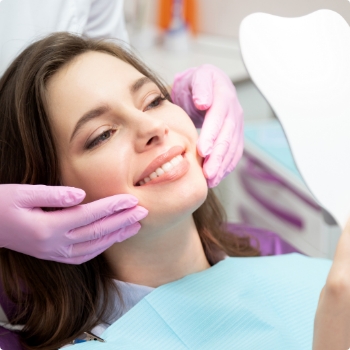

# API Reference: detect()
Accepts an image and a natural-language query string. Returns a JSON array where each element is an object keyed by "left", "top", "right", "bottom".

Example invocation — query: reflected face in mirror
[{"left": 46, "top": 51, "right": 208, "bottom": 231}]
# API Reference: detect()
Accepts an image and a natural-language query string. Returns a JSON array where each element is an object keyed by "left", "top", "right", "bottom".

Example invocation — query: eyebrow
[
  {"left": 69, "top": 76, "right": 154, "bottom": 143},
  {"left": 130, "top": 76, "right": 153, "bottom": 94},
  {"left": 70, "top": 105, "right": 111, "bottom": 143}
]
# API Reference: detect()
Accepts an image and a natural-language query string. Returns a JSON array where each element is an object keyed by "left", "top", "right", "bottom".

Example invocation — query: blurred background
[
  {"left": 123, "top": 0, "right": 349, "bottom": 258},
  {"left": 124, "top": 0, "right": 350, "bottom": 119}
]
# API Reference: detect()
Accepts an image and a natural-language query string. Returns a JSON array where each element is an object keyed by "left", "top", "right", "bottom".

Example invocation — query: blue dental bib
[{"left": 73, "top": 253, "right": 331, "bottom": 350}]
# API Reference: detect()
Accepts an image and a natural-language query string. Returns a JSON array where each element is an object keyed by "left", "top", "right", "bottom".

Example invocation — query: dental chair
[
  {"left": 0, "top": 327, "right": 22, "bottom": 349},
  {"left": 0, "top": 279, "right": 23, "bottom": 349},
  {"left": 0, "top": 225, "right": 297, "bottom": 349}
]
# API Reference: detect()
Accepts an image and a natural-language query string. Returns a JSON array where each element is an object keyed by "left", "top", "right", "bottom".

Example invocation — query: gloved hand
[
  {"left": 171, "top": 64, "right": 244, "bottom": 188},
  {"left": 0, "top": 184, "right": 148, "bottom": 264}
]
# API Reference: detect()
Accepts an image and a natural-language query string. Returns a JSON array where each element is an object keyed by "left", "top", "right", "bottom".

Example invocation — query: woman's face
[{"left": 46, "top": 51, "right": 208, "bottom": 231}]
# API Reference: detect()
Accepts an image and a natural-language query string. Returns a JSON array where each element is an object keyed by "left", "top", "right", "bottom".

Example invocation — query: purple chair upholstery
[
  {"left": 0, "top": 279, "right": 24, "bottom": 349},
  {"left": 0, "top": 326, "right": 23, "bottom": 349},
  {"left": 226, "top": 223, "right": 300, "bottom": 256},
  {"left": 0, "top": 225, "right": 299, "bottom": 349}
]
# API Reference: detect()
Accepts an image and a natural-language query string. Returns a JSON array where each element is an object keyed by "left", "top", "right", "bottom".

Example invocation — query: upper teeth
[{"left": 138, "top": 154, "right": 184, "bottom": 186}]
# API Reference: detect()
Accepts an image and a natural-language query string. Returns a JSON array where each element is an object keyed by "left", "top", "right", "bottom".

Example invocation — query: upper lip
[{"left": 134, "top": 145, "right": 185, "bottom": 185}]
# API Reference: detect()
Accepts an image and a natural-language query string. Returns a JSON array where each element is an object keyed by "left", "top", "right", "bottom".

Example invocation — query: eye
[
  {"left": 144, "top": 95, "right": 166, "bottom": 111},
  {"left": 85, "top": 127, "right": 117, "bottom": 150}
]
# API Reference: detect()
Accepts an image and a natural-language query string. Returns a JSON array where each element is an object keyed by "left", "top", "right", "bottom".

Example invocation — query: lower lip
[{"left": 139, "top": 153, "right": 190, "bottom": 187}]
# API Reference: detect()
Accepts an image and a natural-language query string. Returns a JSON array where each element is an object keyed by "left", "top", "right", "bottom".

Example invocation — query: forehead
[
  {"left": 47, "top": 51, "right": 143, "bottom": 93},
  {"left": 46, "top": 51, "right": 145, "bottom": 118}
]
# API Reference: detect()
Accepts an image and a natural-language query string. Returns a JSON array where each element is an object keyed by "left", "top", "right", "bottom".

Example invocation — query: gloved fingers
[
  {"left": 54, "top": 246, "right": 108, "bottom": 264},
  {"left": 202, "top": 113, "right": 234, "bottom": 186},
  {"left": 191, "top": 65, "right": 214, "bottom": 110},
  {"left": 215, "top": 109, "right": 243, "bottom": 174},
  {"left": 223, "top": 103, "right": 244, "bottom": 172},
  {"left": 171, "top": 67, "right": 196, "bottom": 103},
  {"left": 207, "top": 121, "right": 244, "bottom": 188},
  {"left": 197, "top": 96, "right": 229, "bottom": 157},
  {"left": 15, "top": 185, "right": 86, "bottom": 208},
  {"left": 65, "top": 222, "right": 141, "bottom": 260},
  {"left": 217, "top": 99, "right": 244, "bottom": 176},
  {"left": 66, "top": 206, "right": 148, "bottom": 244},
  {"left": 53, "top": 194, "right": 140, "bottom": 232},
  {"left": 49, "top": 242, "right": 116, "bottom": 264}
]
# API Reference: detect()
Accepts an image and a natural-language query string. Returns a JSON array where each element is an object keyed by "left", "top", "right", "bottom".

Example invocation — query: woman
[
  {"left": 0, "top": 32, "right": 258, "bottom": 349},
  {"left": 0, "top": 0, "right": 244, "bottom": 266},
  {"left": 0, "top": 32, "right": 347, "bottom": 350}
]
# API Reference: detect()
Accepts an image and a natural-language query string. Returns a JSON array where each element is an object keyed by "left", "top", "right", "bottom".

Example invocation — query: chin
[{"left": 140, "top": 175, "right": 208, "bottom": 231}]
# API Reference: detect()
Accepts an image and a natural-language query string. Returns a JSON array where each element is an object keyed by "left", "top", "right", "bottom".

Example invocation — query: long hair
[{"left": 0, "top": 32, "right": 259, "bottom": 349}]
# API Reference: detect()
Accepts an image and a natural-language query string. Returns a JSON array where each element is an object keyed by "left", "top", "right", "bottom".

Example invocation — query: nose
[{"left": 134, "top": 115, "right": 169, "bottom": 152}]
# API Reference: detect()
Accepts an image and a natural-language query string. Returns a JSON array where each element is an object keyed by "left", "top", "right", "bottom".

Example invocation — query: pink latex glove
[
  {"left": 171, "top": 64, "right": 244, "bottom": 188},
  {"left": 0, "top": 184, "right": 148, "bottom": 264}
]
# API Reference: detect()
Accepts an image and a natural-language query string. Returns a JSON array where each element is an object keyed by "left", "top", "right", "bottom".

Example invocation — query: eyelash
[
  {"left": 86, "top": 127, "right": 117, "bottom": 150},
  {"left": 85, "top": 95, "right": 167, "bottom": 150},
  {"left": 144, "top": 95, "right": 166, "bottom": 111}
]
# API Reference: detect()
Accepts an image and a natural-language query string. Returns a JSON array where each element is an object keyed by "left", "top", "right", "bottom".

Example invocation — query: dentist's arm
[
  {"left": 313, "top": 218, "right": 350, "bottom": 350},
  {"left": 0, "top": 184, "right": 148, "bottom": 264},
  {"left": 171, "top": 64, "right": 244, "bottom": 188}
]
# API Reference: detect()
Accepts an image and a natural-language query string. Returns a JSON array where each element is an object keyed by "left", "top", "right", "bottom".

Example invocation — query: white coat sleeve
[
  {"left": 0, "top": 0, "right": 129, "bottom": 76},
  {"left": 83, "top": 0, "right": 129, "bottom": 43}
]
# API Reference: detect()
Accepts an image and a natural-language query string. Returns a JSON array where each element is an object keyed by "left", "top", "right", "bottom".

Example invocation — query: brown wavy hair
[{"left": 0, "top": 32, "right": 259, "bottom": 349}]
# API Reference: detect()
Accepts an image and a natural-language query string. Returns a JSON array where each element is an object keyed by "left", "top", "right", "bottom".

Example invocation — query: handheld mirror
[{"left": 239, "top": 9, "right": 350, "bottom": 229}]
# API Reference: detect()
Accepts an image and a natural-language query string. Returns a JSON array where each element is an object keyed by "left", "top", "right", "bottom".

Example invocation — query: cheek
[
  {"left": 60, "top": 152, "right": 130, "bottom": 203},
  {"left": 168, "top": 106, "right": 199, "bottom": 143}
]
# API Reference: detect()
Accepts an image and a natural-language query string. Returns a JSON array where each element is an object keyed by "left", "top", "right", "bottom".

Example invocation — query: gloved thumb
[
  {"left": 15, "top": 185, "right": 86, "bottom": 209},
  {"left": 191, "top": 64, "right": 214, "bottom": 110}
]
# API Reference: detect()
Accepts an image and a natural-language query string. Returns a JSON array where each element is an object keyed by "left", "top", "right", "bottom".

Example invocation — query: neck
[{"left": 103, "top": 215, "right": 210, "bottom": 288}]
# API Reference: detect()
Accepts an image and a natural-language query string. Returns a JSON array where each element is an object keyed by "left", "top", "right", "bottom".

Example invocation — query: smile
[
  {"left": 137, "top": 154, "right": 184, "bottom": 185},
  {"left": 135, "top": 146, "right": 190, "bottom": 187}
]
